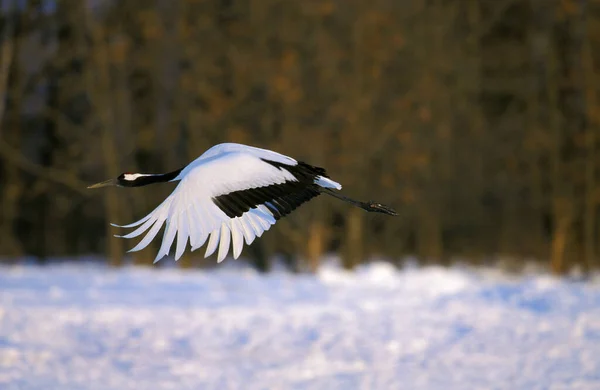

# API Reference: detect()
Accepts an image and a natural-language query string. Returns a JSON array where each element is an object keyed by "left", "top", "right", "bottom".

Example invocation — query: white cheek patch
[{"left": 124, "top": 173, "right": 146, "bottom": 181}]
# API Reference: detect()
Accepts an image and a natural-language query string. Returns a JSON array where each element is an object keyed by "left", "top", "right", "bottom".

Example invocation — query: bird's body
[{"left": 89, "top": 143, "right": 397, "bottom": 263}]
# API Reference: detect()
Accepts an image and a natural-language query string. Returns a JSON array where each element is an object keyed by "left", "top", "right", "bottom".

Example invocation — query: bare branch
[{"left": 0, "top": 138, "right": 89, "bottom": 196}]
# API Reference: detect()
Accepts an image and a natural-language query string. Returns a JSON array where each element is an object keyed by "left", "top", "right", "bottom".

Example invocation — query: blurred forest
[{"left": 0, "top": 0, "right": 599, "bottom": 274}]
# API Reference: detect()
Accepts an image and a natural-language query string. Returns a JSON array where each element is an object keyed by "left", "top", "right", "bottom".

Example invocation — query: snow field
[{"left": 1, "top": 260, "right": 599, "bottom": 389}]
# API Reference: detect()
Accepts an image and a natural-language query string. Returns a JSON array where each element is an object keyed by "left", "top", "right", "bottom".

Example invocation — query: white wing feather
[
  {"left": 217, "top": 223, "right": 231, "bottom": 263},
  {"left": 205, "top": 229, "right": 220, "bottom": 258}
]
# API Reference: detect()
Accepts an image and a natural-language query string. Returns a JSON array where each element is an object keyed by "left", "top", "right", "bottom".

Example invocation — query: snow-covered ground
[{"left": 0, "top": 259, "right": 599, "bottom": 390}]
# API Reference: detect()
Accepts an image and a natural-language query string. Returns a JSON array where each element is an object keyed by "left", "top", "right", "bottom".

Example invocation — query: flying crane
[{"left": 88, "top": 143, "right": 397, "bottom": 263}]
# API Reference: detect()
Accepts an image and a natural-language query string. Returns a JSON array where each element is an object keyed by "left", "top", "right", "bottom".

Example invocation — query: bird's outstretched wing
[{"left": 112, "top": 151, "right": 340, "bottom": 263}]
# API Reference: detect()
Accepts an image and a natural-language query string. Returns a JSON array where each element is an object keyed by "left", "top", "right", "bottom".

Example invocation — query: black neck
[{"left": 121, "top": 168, "right": 183, "bottom": 187}]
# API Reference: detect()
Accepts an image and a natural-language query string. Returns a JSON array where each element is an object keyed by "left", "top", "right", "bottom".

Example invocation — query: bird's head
[{"left": 87, "top": 172, "right": 149, "bottom": 189}]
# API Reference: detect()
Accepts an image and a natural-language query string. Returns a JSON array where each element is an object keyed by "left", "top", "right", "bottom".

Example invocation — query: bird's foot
[{"left": 366, "top": 202, "right": 398, "bottom": 216}]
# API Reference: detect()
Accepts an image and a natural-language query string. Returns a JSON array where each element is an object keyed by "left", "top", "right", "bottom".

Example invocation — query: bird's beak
[{"left": 87, "top": 179, "right": 117, "bottom": 189}]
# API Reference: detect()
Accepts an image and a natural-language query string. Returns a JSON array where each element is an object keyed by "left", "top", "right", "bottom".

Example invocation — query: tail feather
[{"left": 315, "top": 175, "right": 342, "bottom": 190}]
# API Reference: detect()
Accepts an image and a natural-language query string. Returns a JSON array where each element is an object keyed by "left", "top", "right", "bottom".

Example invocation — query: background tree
[{"left": 0, "top": 0, "right": 599, "bottom": 275}]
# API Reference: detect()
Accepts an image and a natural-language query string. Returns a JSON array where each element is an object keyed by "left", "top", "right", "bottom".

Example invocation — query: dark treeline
[{"left": 0, "top": 0, "right": 599, "bottom": 274}]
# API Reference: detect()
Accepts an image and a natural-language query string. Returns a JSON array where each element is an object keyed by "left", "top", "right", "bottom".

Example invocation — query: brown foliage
[{"left": 0, "top": 0, "right": 599, "bottom": 274}]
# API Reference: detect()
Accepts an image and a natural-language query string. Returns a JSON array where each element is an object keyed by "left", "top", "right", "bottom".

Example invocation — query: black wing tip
[
  {"left": 213, "top": 182, "right": 321, "bottom": 220},
  {"left": 260, "top": 158, "right": 330, "bottom": 179},
  {"left": 297, "top": 161, "right": 328, "bottom": 178},
  {"left": 366, "top": 202, "right": 399, "bottom": 216}
]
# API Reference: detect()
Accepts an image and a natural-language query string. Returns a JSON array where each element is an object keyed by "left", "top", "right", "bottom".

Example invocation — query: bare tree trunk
[
  {"left": 525, "top": 7, "right": 548, "bottom": 260},
  {"left": 306, "top": 220, "right": 325, "bottom": 274},
  {"left": 342, "top": 208, "right": 364, "bottom": 270},
  {"left": 0, "top": 0, "right": 16, "bottom": 130},
  {"left": 0, "top": 1, "right": 23, "bottom": 257},
  {"left": 111, "top": 26, "right": 137, "bottom": 265},
  {"left": 499, "top": 187, "right": 518, "bottom": 256},
  {"left": 581, "top": 15, "right": 597, "bottom": 273},
  {"left": 86, "top": 13, "right": 124, "bottom": 267},
  {"left": 465, "top": 0, "right": 487, "bottom": 262},
  {"left": 548, "top": 41, "right": 569, "bottom": 275},
  {"left": 551, "top": 200, "right": 572, "bottom": 275},
  {"left": 339, "top": 3, "right": 368, "bottom": 270},
  {"left": 416, "top": 200, "right": 443, "bottom": 264}
]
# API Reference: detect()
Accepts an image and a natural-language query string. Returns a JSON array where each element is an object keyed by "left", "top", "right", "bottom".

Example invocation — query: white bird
[{"left": 88, "top": 143, "right": 397, "bottom": 263}]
